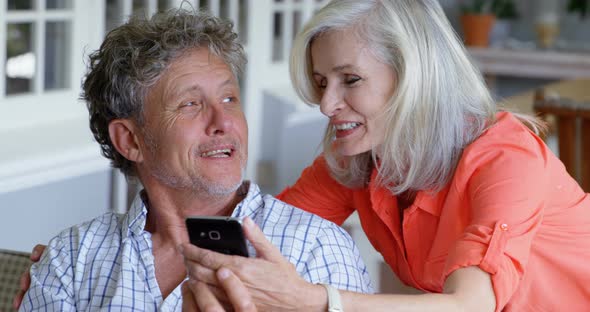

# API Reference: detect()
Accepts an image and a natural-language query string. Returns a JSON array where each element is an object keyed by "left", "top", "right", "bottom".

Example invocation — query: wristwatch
[{"left": 319, "top": 283, "right": 344, "bottom": 312}]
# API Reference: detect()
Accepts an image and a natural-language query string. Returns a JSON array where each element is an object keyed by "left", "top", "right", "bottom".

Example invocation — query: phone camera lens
[{"left": 209, "top": 230, "right": 221, "bottom": 240}]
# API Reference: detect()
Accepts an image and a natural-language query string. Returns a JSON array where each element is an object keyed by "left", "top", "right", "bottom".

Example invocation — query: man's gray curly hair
[{"left": 82, "top": 8, "right": 246, "bottom": 176}]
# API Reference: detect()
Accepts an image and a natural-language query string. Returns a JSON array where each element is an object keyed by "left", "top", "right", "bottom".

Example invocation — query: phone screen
[{"left": 186, "top": 216, "right": 249, "bottom": 257}]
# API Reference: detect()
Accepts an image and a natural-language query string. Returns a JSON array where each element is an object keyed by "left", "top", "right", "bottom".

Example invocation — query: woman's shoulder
[
  {"left": 464, "top": 112, "right": 546, "bottom": 159},
  {"left": 480, "top": 111, "right": 540, "bottom": 141},
  {"left": 454, "top": 112, "right": 549, "bottom": 183}
]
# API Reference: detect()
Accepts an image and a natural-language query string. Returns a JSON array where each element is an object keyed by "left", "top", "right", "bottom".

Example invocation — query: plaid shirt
[{"left": 21, "top": 182, "right": 373, "bottom": 311}]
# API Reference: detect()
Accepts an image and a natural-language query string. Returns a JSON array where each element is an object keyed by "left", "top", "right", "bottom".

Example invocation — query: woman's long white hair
[{"left": 290, "top": 0, "right": 519, "bottom": 194}]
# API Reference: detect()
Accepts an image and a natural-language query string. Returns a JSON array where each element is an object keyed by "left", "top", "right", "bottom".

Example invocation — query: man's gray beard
[
  {"left": 151, "top": 166, "right": 245, "bottom": 198},
  {"left": 143, "top": 130, "right": 246, "bottom": 198}
]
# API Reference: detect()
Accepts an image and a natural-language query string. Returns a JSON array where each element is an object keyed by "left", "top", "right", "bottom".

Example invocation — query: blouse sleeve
[
  {"left": 443, "top": 131, "right": 548, "bottom": 311},
  {"left": 277, "top": 155, "right": 355, "bottom": 225}
]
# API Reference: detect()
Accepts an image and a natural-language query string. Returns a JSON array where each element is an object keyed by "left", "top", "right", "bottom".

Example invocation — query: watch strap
[{"left": 319, "top": 283, "right": 343, "bottom": 312}]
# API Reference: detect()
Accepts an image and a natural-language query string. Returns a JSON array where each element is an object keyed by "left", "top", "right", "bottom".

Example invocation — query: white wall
[{"left": 0, "top": 170, "right": 111, "bottom": 252}]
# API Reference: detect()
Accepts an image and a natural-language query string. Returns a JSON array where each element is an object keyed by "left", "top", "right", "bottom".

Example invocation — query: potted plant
[
  {"left": 460, "top": 0, "right": 518, "bottom": 47},
  {"left": 562, "top": 0, "right": 589, "bottom": 43},
  {"left": 489, "top": 0, "right": 519, "bottom": 45},
  {"left": 568, "top": 0, "right": 589, "bottom": 18},
  {"left": 460, "top": 0, "right": 497, "bottom": 47}
]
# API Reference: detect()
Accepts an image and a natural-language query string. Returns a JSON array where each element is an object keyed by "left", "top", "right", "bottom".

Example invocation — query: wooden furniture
[{"left": 533, "top": 79, "right": 590, "bottom": 191}]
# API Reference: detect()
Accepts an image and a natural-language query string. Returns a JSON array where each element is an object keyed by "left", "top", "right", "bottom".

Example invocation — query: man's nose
[
  {"left": 319, "top": 84, "right": 344, "bottom": 117},
  {"left": 205, "top": 104, "right": 231, "bottom": 136}
]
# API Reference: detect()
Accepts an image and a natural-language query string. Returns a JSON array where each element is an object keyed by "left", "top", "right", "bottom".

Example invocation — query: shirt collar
[
  {"left": 370, "top": 167, "right": 448, "bottom": 217},
  {"left": 413, "top": 185, "right": 450, "bottom": 217},
  {"left": 122, "top": 190, "right": 150, "bottom": 238},
  {"left": 231, "top": 181, "right": 264, "bottom": 218},
  {"left": 121, "top": 181, "right": 263, "bottom": 238}
]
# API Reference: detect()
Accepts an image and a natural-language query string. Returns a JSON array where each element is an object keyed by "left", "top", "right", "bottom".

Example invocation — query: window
[
  {"left": 0, "top": 1, "right": 107, "bottom": 194},
  {"left": 0, "top": 0, "right": 102, "bottom": 132},
  {"left": 3, "top": 0, "right": 72, "bottom": 96}
]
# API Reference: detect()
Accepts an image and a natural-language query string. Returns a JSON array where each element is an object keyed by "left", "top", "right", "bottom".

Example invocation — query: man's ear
[{"left": 108, "top": 119, "right": 144, "bottom": 163}]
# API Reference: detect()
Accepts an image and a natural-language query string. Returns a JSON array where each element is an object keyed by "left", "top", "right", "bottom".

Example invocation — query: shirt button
[{"left": 500, "top": 223, "right": 509, "bottom": 231}]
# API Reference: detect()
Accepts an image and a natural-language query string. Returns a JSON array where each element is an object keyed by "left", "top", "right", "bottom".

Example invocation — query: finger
[
  {"left": 181, "top": 243, "right": 234, "bottom": 271},
  {"left": 189, "top": 280, "right": 225, "bottom": 312},
  {"left": 181, "top": 282, "right": 199, "bottom": 312},
  {"left": 203, "top": 284, "right": 230, "bottom": 308},
  {"left": 242, "top": 217, "right": 283, "bottom": 262},
  {"left": 20, "top": 269, "right": 30, "bottom": 291},
  {"left": 12, "top": 290, "right": 24, "bottom": 310},
  {"left": 185, "top": 262, "right": 218, "bottom": 285},
  {"left": 13, "top": 264, "right": 33, "bottom": 309},
  {"left": 30, "top": 244, "right": 46, "bottom": 261},
  {"left": 216, "top": 268, "right": 256, "bottom": 312}
]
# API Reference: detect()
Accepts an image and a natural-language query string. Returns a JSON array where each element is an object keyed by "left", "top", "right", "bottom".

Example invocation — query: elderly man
[{"left": 18, "top": 8, "right": 372, "bottom": 311}]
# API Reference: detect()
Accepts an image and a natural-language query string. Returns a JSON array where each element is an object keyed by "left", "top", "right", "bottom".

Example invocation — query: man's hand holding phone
[
  {"left": 183, "top": 216, "right": 255, "bottom": 311},
  {"left": 180, "top": 216, "right": 321, "bottom": 312}
]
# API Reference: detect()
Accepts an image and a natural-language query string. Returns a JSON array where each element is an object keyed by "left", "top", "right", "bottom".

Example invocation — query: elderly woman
[{"left": 181, "top": 0, "right": 590, "bottom": 311}]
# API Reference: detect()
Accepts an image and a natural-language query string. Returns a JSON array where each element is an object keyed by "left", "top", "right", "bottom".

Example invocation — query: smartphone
[{"left": 185, "top": 216, "right": 249, "bottom": 257}]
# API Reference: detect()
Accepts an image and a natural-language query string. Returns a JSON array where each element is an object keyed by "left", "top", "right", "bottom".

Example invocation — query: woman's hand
[
  {"left": 12, "top": 244, "right": 46, "bottom": 310},
  {"left": 180, "top": 217, "right": 326, "bottom": 311},
  {"left": 182, "top": 267, "right": 256, "bottom": 312}
]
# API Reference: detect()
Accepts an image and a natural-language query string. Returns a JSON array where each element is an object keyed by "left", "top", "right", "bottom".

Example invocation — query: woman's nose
[{"left": 319, "top": 84, "right": 344, "bottom": 117}]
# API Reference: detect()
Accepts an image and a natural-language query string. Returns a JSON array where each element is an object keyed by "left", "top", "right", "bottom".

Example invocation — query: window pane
[
  {"left": 220, "top": 0, "right": 230, "bottom": 19},
  {"left": 44, "top": 21, "right": 71, "bottom": 90},
  {"left": 106, "top": 0, "right": 121, "bottom": 32},
  {"left": 293, "top": 10, "right": 301, "bottom": 39},
  {"left": 46, "top": 0, "right": 72, "bottom": 9},
  {"left": 158, "top": 0, "right": 168, "bottom": 11},
  {"left": 238, "top": 0, "right": 248, "bottom": 44},
  {"left": 272, "top": 12, "right": 283, "bottom": 61},
  {"left": 7, "top": 0, "right": 33, "bottom": 10},
  {"left": 198, "top": 0, "right": 212, "bottom": 11},
  {"left": 6, "top": 23, "right": 35, "bottom": 95},
  {"left": 133, "top": 0, "right": 147, "bottom": 17}
]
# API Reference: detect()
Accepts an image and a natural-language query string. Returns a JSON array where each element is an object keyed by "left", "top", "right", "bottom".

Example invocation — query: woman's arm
[
  {"left": 181, "top": 216, "right": 496, "bottom": 312},
  {"left": 12, "top": 244, "right": 46, "bottom": 310},
  {"left": 339, "top": 267, "right": 495, "bottom": 312}
]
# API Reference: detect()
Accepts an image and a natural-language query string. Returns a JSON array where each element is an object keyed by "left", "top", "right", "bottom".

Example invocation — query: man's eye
[
  {"left": 181, "top": 101, "right": 200, "bottom": 109},
  {"left": 222, "top": 97, "right": 236, "bottom": 104}
]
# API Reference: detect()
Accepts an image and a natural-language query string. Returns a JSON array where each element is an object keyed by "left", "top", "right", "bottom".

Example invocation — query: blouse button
[{"left": 500, "top": 223, "right": 509, "bottom": 231}]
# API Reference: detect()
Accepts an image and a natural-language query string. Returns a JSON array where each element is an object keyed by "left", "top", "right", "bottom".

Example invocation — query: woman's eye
[
  {"left": 345, "top": 76, "right": 361, "bottom": 85},
  {"left": 316, "top": 79, "right": 327, "bottom": 89}
]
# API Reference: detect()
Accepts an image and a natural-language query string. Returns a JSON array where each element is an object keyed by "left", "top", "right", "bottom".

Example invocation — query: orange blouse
[{"left": 277, "top": 112, "right": 590, "bottom": 311}]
